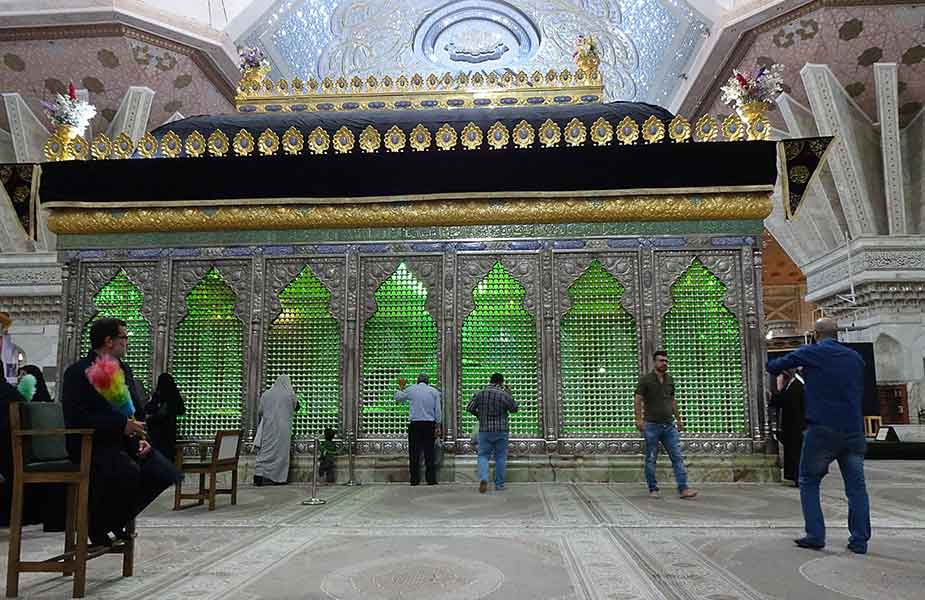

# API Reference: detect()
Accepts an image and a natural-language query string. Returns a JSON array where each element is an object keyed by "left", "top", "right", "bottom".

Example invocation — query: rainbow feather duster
[{"left": 86, "top": 354, "right": 135, "bottom": 418}]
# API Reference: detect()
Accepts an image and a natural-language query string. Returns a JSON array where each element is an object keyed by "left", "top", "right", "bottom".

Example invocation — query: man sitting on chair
[{"left": 60, "top": 318, "right": 180, "bottom": 547}]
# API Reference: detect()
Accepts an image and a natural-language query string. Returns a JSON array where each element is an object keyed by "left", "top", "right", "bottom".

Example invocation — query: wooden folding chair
[
  {"left": 173, "top": 430, "right": 242, "bottom": 511},
  {"left": 6, "top": 402, "right": 134, "bottom": 598}
]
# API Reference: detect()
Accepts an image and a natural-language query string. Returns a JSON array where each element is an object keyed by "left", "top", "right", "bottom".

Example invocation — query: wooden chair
[
  {"left": 173, "top": 430, "right": 242, "bottom": 511},
  {"left": 6, "top": 402, "right": 134, "bottom": 598}
]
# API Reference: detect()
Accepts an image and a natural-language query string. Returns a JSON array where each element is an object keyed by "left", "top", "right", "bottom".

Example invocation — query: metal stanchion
[
  {"left": 301, "top": 436, "right": 326, "bottom": 506},
  {"left": 344, "top": 430, "right": 361, "bottom": 486}
]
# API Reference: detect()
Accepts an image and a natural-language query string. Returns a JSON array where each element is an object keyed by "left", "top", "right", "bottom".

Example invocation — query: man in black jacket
[{"left": 60, "top": 318, "right": 180, "bottom": 547}]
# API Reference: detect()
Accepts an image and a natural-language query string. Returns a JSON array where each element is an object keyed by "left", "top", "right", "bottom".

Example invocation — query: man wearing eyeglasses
[{"left": 61, "top": 318, "right": 180, "bottom": 548}]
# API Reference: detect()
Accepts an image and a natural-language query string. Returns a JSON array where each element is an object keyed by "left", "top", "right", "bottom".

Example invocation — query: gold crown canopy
[{"left": 235, "top": 37, "right": 605, "bottom": 113}]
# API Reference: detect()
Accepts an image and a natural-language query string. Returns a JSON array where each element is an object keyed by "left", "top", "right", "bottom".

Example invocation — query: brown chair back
[{"left": 211, "top": 430, "right": 242, "bottom": 466}]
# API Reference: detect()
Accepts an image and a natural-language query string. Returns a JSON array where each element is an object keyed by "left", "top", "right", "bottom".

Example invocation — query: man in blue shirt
[
  {"left": 395, "top": 373, "right": 442, "bottom": 486},
  {"left": 767, "top": 317, "right": 870, "bottom": 554}
]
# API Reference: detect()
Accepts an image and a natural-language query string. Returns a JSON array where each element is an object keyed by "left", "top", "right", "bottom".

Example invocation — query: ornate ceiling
[{"left": 233, "top": 0, "right": 710, "bottom": 105}]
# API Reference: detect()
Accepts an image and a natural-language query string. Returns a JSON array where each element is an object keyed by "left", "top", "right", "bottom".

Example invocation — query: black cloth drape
[
  {"left": 144, "top": 373, "right": 185, "bottom": 460},
  {"left": 770, "top": 377, "right": 806, "bottom": 483}
]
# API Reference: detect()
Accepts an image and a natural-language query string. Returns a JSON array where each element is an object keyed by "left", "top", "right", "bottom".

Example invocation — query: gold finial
[{"left": 574, "top": 35, "right": 601, "bottom": 76}]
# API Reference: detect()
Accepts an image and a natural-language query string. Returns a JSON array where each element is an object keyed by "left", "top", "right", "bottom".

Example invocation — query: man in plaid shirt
[{"left": 467, "top": 373, "right": 518, "bottom": 493}]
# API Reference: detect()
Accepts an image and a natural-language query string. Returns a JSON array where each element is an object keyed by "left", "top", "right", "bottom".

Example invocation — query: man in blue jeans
[
  {"left": 767, "top": 317, "right": 870, "bottom": 554},
  {"left": 635, "top": 350, "right": 698, "bottom": 499},
  {"left": 467, "top": 373, "right": 518, "bottom": 493}
]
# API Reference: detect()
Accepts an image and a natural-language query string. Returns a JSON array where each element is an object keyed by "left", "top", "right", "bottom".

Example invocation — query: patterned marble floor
[{"left": 2, "top": 460, "right": 924, "bottom": 599}]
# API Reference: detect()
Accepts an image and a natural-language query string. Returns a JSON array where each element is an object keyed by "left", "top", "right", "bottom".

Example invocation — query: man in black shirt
[{"left": 634, "top": 350, "right": 697, "bottom": 499}]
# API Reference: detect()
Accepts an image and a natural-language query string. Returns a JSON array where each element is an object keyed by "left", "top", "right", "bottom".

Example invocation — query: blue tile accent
[
  {"left": 395, "top": 101, "right": 412, "bottom": 108},
  {"left": 411, "top": 243, "right": 446, "bottom": 252},
  {"left": 289, "top": 105, "right": 307, "bottom": 111},
  {"left": 474, "top": 98, "right": 491, "bottom": 106},
  {"left": 527, "top": 97, "right": 546, "bottom": 104},
  {"left": 314, "top": 244, "right": 345, "bottom": 254},
  {"left": 421, "top": 100, "right": 438, "bottom": 107},
  {"left": 368, "top": 101, "right": 386, "bottom": 109},
  {"left": 554, "top": 96, "right": 572, "bottom": 103},
  {"left": 455, "top": 242, "right": 487, "bottom": 251},
  {"left": 508, "top": 240, "right": 542, "bottom": 250},
  {"left": 447, "top": 99, "right": 465, "bottom": 107},
  {"left": 262, "top": 246, "right": 295, "bottom": 256},
  {"left": 317, "top": 103, "right": 334, "bottom": 110},
  {"left": 361, "top": 244, "right": 391, "bottom": 253},
  {"left": 553, "top": 240, "right": 586, "bottom": 249},
  {"left": 169, "top": 248, "right": 200, "bottom": 257},
  {"left": 500, "top": 97, "right": 518, "bottom": 105},
  {"left": 710, "top": 236, "right": 748, "bottom": 247},
  {"left": 580, "top": 95, "right": 600, "bottom": 102},
  {"left": 607, "top": 238, "right": 641, "bottom": 248},
  {"left": 127, "top": 248, "right": 164, "bottom": 259},
  {"left": 238, "top": 105, "right": 257, "bottom": 113},
  {"left": 223, "top": 246, "right": 255, "bottom": 256},
  {"left": 265, "top": 105, "right": 283, "bottom": 112},
  {"left": 652, "top": 237, "right": 687, "bottom": 247},
  {"left": 342, "top": 102, "right": 360, "bottom": 110}
]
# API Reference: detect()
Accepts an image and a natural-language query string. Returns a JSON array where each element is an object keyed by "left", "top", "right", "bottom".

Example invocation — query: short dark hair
[
  {"left": 653, "top": 350, "right": 668, "bottom": 360},
  {"left": 417, "top": 373, "right": 430, "bottom": 384},
  {"left": 323, "top": 427, "right": 336, "bottom": 441},
  {"left": 89, "top": 318, "right": 127, "bottom": 350},
  {"left": 490, "top": 373, "right": 504, "bottom": 385}
]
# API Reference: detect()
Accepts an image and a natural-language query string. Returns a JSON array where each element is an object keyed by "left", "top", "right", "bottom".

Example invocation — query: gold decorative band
[
  {"left": 47, "top": 193, "right": 772, "bottom": 235},
  {"left": 46, "top": 112, "right": 766, "bottom": 162}
]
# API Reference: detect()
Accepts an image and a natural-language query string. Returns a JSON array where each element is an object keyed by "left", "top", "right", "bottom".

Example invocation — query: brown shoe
[
  {"left": 679, "top": 488, "right": 698, "bottom": 499},
  {"left": 479, "top": 480, "right": 488, "bottom": 494}
]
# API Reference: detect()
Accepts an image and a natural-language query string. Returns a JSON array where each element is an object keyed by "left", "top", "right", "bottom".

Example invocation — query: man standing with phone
[{"left": 395, "top": 373, "right": 442, "bottom": 486}]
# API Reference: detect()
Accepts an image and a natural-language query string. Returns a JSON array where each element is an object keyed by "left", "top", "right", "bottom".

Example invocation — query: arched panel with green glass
[
  {"left": 560, "top": 260, "right": 639, "bottom": 435},
  {"left": 460, "top": 262, "right": 539, "bottom": 437},
  {"left": 662, "top": 259, "right": 746, "bottom": 433},
  {"left": 80, "top": 269, "right": 151, "bottom": 392},
  {"left": 172, "top": 267, "right": 245, "bottom": 438},
  {"left": 361, "top": 263, "right": 439, "bottom": 437},
  {"left": 265, "top": 266, "right": 341, "bottom": 437}
]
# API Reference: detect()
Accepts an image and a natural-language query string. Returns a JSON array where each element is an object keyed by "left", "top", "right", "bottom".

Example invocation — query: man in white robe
[{"left": 253, "top": 375, "right": 299, "bottom": 486}]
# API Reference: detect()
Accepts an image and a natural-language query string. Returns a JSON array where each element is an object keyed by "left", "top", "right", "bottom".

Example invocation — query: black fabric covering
[
  {"left": 40, "top": 139, "right": 778, "bottom": 205},
  {"left": 149, "top": 101, "right": 675, "bottom": 147}
]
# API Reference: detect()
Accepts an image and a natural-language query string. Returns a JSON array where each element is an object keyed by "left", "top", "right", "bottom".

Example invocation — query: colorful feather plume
[
  {"left": 17, "top": 374, "right": 36, "bottom": 401},
  {"left": 85, "top": 354, "right": 135, "bottom": 418}
]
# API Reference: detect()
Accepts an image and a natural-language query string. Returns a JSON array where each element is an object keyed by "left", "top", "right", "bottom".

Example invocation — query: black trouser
[
  {"left": 408, "top": 421, "right": 437, "bottom": 485},
  {"left": 88, "top": 447, "right": 181, "bottom": 536}
]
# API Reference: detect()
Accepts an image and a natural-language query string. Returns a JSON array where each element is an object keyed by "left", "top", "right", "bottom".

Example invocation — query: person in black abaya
[
  {"left": 18, "top": 365, "right": 53, "bottom": 403},
  {"left": 770, "top": 369, "right": 806, "bottom": 486},
  {"left": 144, "top": 373, "right": 186, "bottom": 460}
]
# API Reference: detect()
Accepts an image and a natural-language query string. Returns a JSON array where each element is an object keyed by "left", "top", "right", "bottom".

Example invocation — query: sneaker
[
  {"left": 648, "top": 490, "right": 661, "bottom": 499},
  {"left": 495, "top": 484, "right": 505, "bottom": 491},
  {"left": 679, "top": 488, "right": 698, "bottom": 499},
  {"left": 846, "top": 543, "right": 867, "bottom": 555},
  {"left": 794, "top": 537, "right": 825, "bottom": 550},
  {"left": 479, "top": 480, "right": 488, "bottom": 494}
]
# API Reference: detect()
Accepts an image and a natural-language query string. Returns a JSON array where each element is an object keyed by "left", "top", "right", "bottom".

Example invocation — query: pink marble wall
[
  {"left": 705, "top": 4, "right": 925, "bottom": 128},
  {"left": 0, "top": 35, "right": 233, "bottom": 134}
]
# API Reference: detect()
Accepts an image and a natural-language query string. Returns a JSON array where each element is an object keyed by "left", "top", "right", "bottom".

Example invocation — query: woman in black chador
[
  {"left": 770, "top": 369, "right": 806, "bottom": 486},
  {"left": 144, "top": 373, "right": 186, "bottom": 459}
]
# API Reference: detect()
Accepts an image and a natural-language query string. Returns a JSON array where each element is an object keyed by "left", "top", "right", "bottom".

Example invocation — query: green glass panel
[
  {"left": 265, "top": 267, "right": 341, "bottom": 437},
  {"left": 173, "top": 268, "right": 244, "bottom": 438},
  {"left": 80, "top": 269, "right": 151, "bottom": 392},
  {"left": 461, "top": 262, "right": 539, "bottom": 437},
  {"left": 560, "top": 260, "right": 639, "bottom": 434},
  {"left": 361, "top": 263, "right": 439, "bottom": 436},
  {"left": 662, "top": 259, "right": 746, "bottom": 433}
]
